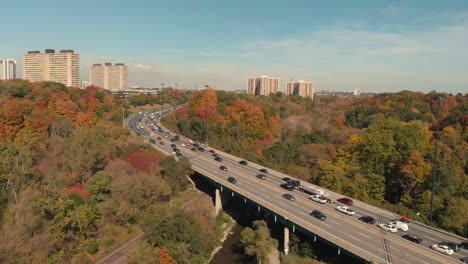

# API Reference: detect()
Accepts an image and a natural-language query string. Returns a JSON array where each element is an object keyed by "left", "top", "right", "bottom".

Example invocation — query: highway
[{"left": 127, "top": 108, "right": 467, "bottom": 264}]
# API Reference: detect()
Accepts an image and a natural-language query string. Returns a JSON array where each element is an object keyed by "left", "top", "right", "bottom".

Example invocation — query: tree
[
  {"left": 240, "top": 220, "right": 278, "bottom": 264},
  {"left": 439, "top": 197, "right": 468, "bottom": 235},
  {"left": 158, "top": 248, "right": 177, "bottom": 264},
  {"left": 85, "top": 170, "right": 111, "bottom": 202},
  {"left": 160, "top": 156, "right": 192, "bottom": 192},
  {"left": 140, "top": 206, "right": 212, "bottom": 262}
]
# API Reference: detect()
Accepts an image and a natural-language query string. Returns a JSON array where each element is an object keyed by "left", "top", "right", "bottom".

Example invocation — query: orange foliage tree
[{"left": 158, "top": 248, "right": 177, "bottom": 264}]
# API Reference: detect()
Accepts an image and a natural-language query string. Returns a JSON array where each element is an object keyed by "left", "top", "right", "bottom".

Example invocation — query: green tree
[
  {"left": 85, "top": 170, "right": 111, "bottom": 202},
  {"left": 140, "top": 206, "right": 212, "bottom": 263},
  {"left": 240, "top": 220, "right": 278, "bottom": 264},
  {"left": 160, "top": 156, "right": 192, "bottom": 192},
  {"left": 439, "top": 197, "right": 468, "bottom": 235}
]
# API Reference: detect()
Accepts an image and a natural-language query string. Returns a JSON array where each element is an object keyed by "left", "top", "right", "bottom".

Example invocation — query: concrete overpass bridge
[{"left": 127, "top": 109, "right": 466, "bottom": 264}]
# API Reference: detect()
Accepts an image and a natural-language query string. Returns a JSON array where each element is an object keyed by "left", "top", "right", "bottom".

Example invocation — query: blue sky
[{"left": 2, "top": 0, "right": 468, "bottom": 93}]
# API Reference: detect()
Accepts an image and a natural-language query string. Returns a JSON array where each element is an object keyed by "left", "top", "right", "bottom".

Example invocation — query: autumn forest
[
  {"left": 0, "top": 79, "right": 466, "bottom": 263},
  {"left": 163, "top": 88, "right": 467, "bottom": 237}
]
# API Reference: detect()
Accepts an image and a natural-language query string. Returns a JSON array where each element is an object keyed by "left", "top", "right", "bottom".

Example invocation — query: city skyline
[{"left": 1, "top": 1, "right": 467, "bottom": 93}]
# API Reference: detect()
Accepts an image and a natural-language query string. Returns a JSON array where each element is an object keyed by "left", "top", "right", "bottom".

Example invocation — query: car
[
  {"left": 389, "top": 219, "right": 409, "bottom": 231},
  {"left": 193, "top": 143, "right": 200, "bottom": 147},
  {"left": 157, "top": 137, "right": 161, "bottom": 140},
  {"left": 337, "top": 198, "right": 353, "bottom": 205},
  {"left": 215, "top": 156, "right": 223, "bottom": 162},
  {"left": 282, "top": 194, "right": 295, "bottom": 201},
  {"left": 197, "top": 147, "right": 205, "bottom": 152},
  {"left": 212, "top": 153, "right": 219, "bottom": 158},
  {"left": 220, "top": 166, "right": 228, "bottom": 171},
  {"left": 280, "top": 183, "right": 295, "bottom": 191},
  {"left": 227, "top": 177, "right": 237, "bottom": 184},
  {"left": 358, "top": 216, "right": 376, "bottom": 225},
  {"left": 239, "top": 160, "right": 248, "bottom": 166},
  {"left": 171, "top": 144, "right": 176, "bottom": 148},
  {"left": 461, "top": 256, "right": 468, "bottom": 263},
  {"left": 431, "top": 243, "right": 454, "bottom": 255},
  {"left": 378, "top": 224, "right": 398, "bottom": 233},
  {"left": 311, "top": 210, "right": 327, "bottom": 221},
  {"left": 282, "top": 177, "right": 291, "bottom": 182},
  {"left": 259, "top": 168, "right": 268, "bottom": 173},
  {"left": 159, "top": 141, "right": 165, "bottom": 145},
  {"left": 398, "top": 216, "right": 411, "bottom": 223},
  {"left": 335, "top": 206, "right": 355, "bottom": 216},
  {"left": 402, "top": 234, "right": 422, "bottom": 244},
  {"left": 442, "top": 242, "right": 461, "bottom": 252},
  {"left": 170, "top": 138, "right": 176, "bottom": 142},
  {"left": 149, "top": 139, "right": 156, "bottom": 144},
  {"left": 256, "top": 174, "right": 266, "bottom": 180},
  {"left": 191, "top": 148, "right": 197, "bottom": 152},
  {"left": 176, "top": 152, "right": 183, "bottom": 157},
  {"left": 209, "top": 149, "right": 216, "bottom": 153},
  {"left": 309, "top": 195, "right": 328, "bottom": 204}
]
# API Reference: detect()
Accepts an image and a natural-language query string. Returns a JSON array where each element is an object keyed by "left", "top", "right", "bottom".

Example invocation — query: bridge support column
[
  {"left": 215, "top": 189, "right": 222, "bottom": 215},
  {"left": 284, "top": 227, "right": 290, "bottom": 255}
]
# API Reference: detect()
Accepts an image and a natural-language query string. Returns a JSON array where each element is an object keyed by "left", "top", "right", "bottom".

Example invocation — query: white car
[
  {"left": 335, "top": 206, "right": 355, "bottom": 216},
  {"left": 378, "top": 224, "right": 398, "bottom": 233},
  {"left": 309, "top": 195, "right": 328, "bottom": 204},
  {"left": 430, "top": 243, "right": 454, "bottom": 255},
  {"left": 389, "top": 220, "right": 409, "bottom": 231}
]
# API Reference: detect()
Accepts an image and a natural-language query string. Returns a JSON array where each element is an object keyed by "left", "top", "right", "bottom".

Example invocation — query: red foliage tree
[{"left": 123, "top": 151, "right": 160, "bottom": 173}]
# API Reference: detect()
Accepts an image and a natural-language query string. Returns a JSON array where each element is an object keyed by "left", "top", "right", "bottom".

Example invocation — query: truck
[{"left": 279, "top": 179, "right": 329, "bottom": 197}]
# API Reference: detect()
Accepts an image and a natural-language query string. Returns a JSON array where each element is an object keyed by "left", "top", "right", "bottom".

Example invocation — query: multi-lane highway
[{"left": 128, "top": 108, "right": 467, "bottom": 264}]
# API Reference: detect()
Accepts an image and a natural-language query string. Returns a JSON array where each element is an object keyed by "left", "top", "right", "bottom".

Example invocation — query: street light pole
[
  {"left": 429, "top": 96, "right": 443, "bottom": 223},
  {"left": 204, "top": 85, "right": 209, "bottom": 144}
]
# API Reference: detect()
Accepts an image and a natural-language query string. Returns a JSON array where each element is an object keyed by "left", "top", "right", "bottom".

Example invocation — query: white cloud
[
  {"left": 107, "top": 11, "right": 468, "bottom": 94},
  {"left": 134, "top": 63, "right": 152, "bottom": 70}
]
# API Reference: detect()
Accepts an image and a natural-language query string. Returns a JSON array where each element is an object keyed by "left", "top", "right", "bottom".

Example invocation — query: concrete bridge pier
[
  {"left": 215, "top": 188, "right": 222, "bottom": 214},
  {"left": 284, "top": 226, "right": 290, "bottom": 255}
]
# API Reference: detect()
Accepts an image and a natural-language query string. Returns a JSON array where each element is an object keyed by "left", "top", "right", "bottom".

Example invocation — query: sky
[{"left": 2, "top": 0, "right": 468, "bottom": 93}]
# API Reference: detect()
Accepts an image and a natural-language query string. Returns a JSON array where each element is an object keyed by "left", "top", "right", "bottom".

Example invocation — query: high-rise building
[
  {"left": 286, "top": 80, "right": 314, "bottom": 100},
  {"left": 353, "top": 88, "right": 361, "bottom": 96},
  {"left": 0, "top": 59, "right": 17, "bottom": 80},
  {"left": 89, "top": 63, "right": 128, "bottom": 91},
  {"left": 23, "top": 49, "right": 80, "bottom": 87},
  {"left": 247, "top": 75, "right": 280, "bottom": 96}
]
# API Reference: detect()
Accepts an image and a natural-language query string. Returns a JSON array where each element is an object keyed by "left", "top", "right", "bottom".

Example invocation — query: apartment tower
[
  {"left": 89, "top": 63, "right": 128, "bottom": 91},
  {"left": 0, "top": 59, "right": 17, "bottom": 80},
  {"left": 247, "top": 75, "right": 280, "bottom": 96},
  {"left": 286, "top": 80, "right": 314, "bottom": 100},
  {"left": 23, "top": 49, "right": 80, "bottom": 87}
]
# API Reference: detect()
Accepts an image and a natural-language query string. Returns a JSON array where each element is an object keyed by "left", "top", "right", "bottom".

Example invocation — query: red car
[
  {"left": 209, "top": 149, "right": 216, "bottom": 153},
  {"left": 338, "top": 198, "right": 353, "bottom": 205}
]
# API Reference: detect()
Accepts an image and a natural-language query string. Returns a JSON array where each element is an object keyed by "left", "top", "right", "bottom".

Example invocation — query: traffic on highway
[{"left": 128, "top": 107, "right": 467, "bottom": 264}]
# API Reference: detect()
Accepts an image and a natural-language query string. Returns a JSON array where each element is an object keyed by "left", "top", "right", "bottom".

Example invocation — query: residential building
[
  {"left": 247, "top": 75, "right": 280, "bottom": 96},
  {"left": 286, "top": 80, "right": 314, "bottom": 100},
  {"left": 23, "top": 49, "right": 80, "bottom": 87},
  {"left": 89, "top": 63, "right": 128, "bottom": 91},
  {"left": 0, "top": 59, "right": 17, "bottom": 80},
  {"left": 353, "top": 88, "right": 361, "bottom": 96}
]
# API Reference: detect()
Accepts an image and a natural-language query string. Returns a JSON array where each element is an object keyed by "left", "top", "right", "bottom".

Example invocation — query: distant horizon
[{"left": 2, "top": 1, "right": 467, "bottom": 94}]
